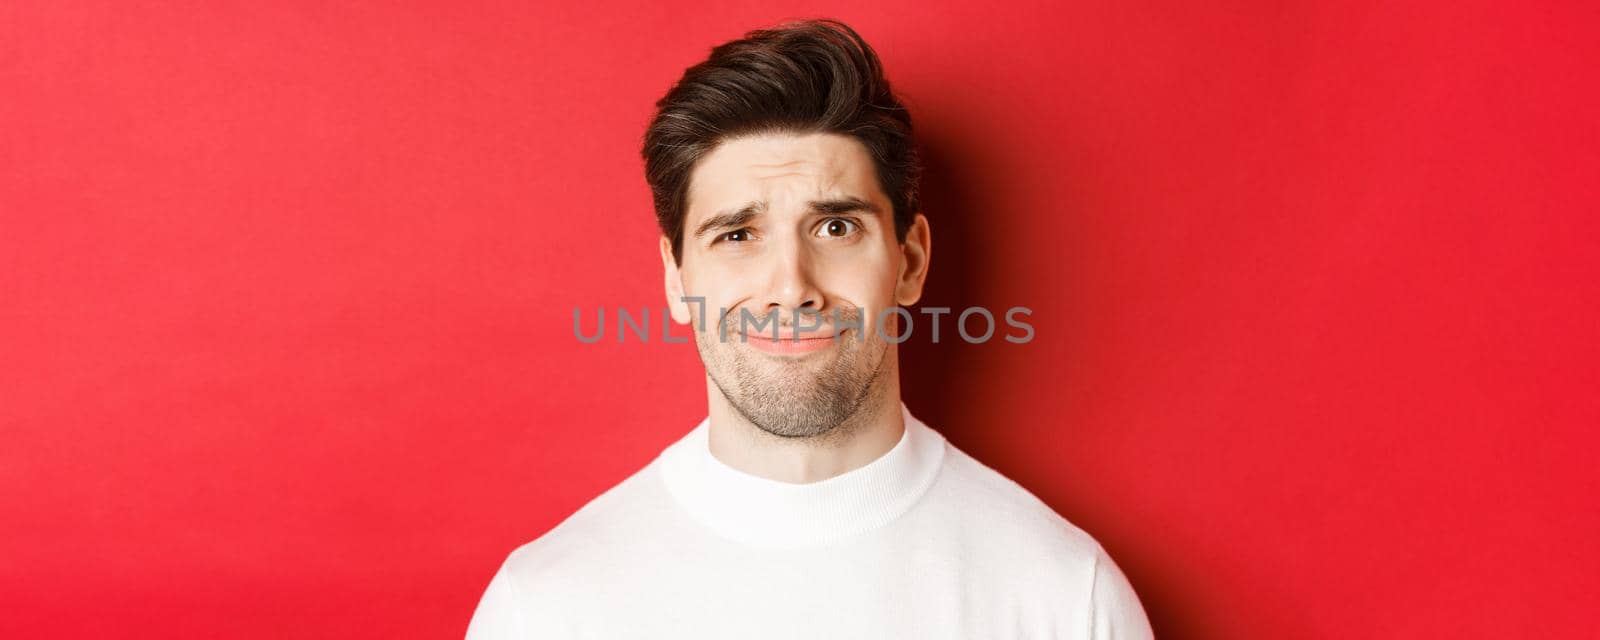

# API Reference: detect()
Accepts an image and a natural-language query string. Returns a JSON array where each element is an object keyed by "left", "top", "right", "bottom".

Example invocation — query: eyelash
[
  {"left": 815, "top": 217, "right": 861, "bottom": 238},
  {"left": 716, "top": 229, "right": 752, "bottom": 244},
  {"left": 712, "top": 217, "right": 862, "bottom": 245}
]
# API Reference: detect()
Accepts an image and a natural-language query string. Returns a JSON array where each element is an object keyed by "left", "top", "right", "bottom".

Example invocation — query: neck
[{"left": 704, "top": 364, "right": 903, "bottom": 484}]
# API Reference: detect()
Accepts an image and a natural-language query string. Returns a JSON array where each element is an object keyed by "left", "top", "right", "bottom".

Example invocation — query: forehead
[{"left": 685, "top": 132, "right": 885, "bottom": 218}]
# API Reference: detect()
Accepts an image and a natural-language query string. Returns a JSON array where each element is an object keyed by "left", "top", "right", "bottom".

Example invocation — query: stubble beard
[{"left": 694, "top": 306, "right": 891, "bottom": 440}]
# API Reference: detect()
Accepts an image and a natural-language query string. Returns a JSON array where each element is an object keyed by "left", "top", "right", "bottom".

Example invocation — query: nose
[{"left": 760, "top": 233, "right": 824, "bottom": 320}]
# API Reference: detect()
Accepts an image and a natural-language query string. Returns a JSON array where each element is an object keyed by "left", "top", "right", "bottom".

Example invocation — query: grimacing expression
[{"left": 660, "top": 132, "right": 928, "bottom": 439}]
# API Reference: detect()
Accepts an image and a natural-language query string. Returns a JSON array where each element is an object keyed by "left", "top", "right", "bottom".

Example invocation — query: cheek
[
  {"left": 681, "top": 263, "right": 753, "bottom": 319},
  {"left": 815, "top": 249, "right": 901, "bottom": 311}
]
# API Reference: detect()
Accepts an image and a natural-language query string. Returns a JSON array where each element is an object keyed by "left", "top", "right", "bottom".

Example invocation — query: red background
[{"left": 3, "top": 1, "right": 1596, "bottom": 637}]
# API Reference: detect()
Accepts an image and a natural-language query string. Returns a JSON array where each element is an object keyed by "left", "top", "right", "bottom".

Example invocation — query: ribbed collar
[{"left": 656, "top": 403, "right": 947, "bottom": 549}]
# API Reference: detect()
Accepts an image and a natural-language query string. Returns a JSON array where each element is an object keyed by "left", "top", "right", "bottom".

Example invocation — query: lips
[
  {"left": 738, "top": 327, "right": 849, "bottom": 355},
  {"left": 743, "top": 327, "right": 841, "bottom": 340}
]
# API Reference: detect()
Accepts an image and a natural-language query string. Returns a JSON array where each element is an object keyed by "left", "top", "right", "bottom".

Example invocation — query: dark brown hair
[{"left": 642, "top": 19, "right": 921, "bottom": 264}]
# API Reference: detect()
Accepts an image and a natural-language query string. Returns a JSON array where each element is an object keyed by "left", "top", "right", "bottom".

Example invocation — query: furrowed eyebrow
[
  {"left": 693, "top": 202, "right": 765, "bottom": 239},
  {"left": 809, "top": 197, "right": 881, "bottom": 216}
]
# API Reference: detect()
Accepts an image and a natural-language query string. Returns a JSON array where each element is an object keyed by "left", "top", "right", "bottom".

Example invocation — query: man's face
[{"left": 661, "top": 132, "right": 928, "bottom": 439}]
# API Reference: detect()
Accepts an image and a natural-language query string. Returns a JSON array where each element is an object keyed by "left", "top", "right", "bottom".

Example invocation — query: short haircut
[{"left": 642, "top": 19, "right": 921, "bottom": 264}]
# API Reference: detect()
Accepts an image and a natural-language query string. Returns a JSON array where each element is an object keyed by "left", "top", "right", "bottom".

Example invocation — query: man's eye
[
  {"left": 718, "top": 229, "right": 752, "bottom": 243},
  {"left": 816, "top": 218, "right": 859, "bottom": 238}
]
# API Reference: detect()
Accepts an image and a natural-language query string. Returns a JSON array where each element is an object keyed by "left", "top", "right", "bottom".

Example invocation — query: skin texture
[{"left": 660, "top": 132, "right": 931, "bottom": 484}]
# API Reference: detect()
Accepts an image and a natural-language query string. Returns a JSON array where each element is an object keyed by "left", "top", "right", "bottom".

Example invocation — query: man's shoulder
[
  {"left": 925, "top": 440, "right": 1108, "bottom": 572},
  {"left": 916, "top": 438, "right": 1149, "bottom": 631},
  {"left": 496, "top": 454, "right": 678, "bottom": 586}
]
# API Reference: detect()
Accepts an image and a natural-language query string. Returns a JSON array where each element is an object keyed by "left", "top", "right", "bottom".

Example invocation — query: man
[{"left": 466, "top": 19, "right": 1153, "bottom": 639}]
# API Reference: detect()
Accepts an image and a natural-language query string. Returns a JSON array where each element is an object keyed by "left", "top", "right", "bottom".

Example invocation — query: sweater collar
[{"left": 657, "top": 402, "right": 947, "bottom": 549}]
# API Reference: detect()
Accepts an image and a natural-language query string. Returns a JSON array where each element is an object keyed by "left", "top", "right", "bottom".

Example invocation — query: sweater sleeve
[
  {"left": 464, "top": 564, "right": 526, "bottom": 640},
  {"left": 1088, "top": 546, "right": 1154, "bottom": 640}
]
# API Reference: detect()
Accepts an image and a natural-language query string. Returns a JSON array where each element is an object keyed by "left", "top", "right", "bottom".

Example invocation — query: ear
[
  {"left": 895, "top": 213, "right": 931, "bottom": 306},
  {"left": 661, "top": 236, "right": 693, "bottom": 324}
]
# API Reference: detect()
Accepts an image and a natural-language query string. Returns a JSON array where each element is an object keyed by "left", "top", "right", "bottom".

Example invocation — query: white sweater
[{"left": 465, "top": 404, "right": 1154, "bottom": 639}]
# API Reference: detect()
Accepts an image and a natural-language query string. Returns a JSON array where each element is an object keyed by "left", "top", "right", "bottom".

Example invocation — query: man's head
[{"left": 642, "top": 20, "right": 930, "bottom": 440}]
